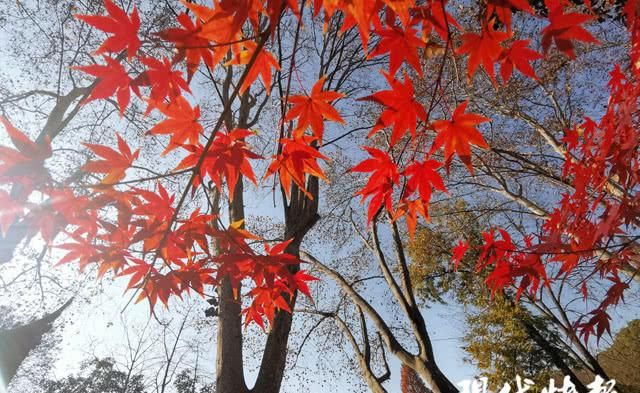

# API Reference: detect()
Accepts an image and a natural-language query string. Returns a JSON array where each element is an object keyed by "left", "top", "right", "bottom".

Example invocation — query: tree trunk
[
  {"left": 0, "top": 298, "right": 73, "bottom": 388},
  {"left": 215, "top": 278, "right": 248, "bottom": 393},
  {"left": 520, "top": 319, "right": 589, "bottom": 393},
  {"left": 414, "top": 360, "right": 459, "bottom": 393},
  {"left": 215, "top": 165, "right": 249, "bottom": 393},
  {"left": 252, "top": 178, "right": 319, "bottom": 393}
]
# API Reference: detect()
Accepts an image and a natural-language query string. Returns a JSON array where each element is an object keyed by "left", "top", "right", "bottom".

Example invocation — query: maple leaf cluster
[
  {"left": 452, "top": 5, "right": 640, "bottom": 342},
  {"left": 0, "top": 0, "right": 318, "bottom": 329},
  {"left": 0, "top": 0, "right": 626, "bottom": 337}
]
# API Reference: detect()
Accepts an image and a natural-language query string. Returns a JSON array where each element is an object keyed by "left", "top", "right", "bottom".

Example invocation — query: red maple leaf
[
  {"left": 209, "top": 220, "right": 260, "bottom": 257},
  {"left": 130, "top": 183, "right": 176, "bottom": 254},
  {"left": 369, "top": 24, "right": 425, "bottom": 76},
  {"left": 330, "top": 0, "right": 382, "bottom": 50},
  {"left": 181, "top": 1, "right": 237, "bottom": 42},
  {"left": 226, "top": 41, "right": 281, "bottom": 94},
  {"left": 178, "top": 1, "right": 244, "bottom": 69},
  {"left": 132, "top": 183, "right": 176, "bottom": 224},
  {"left": 499, "top": 39, "right": 542, "bottom": 83},
  {"left": 393, "top": 160, "right": 446, "bottom": 236},
  {"left": 218, "top": 0, "right": 262, "bottom": 34},
  {"left": 119, "top": 257, "right": 156, "bottom": 290},
  {"left": 135, "top": 271, "right": 181, "bottom": 310},
  {"left": 411, "top": 0, "right": 461, "bottom": 41},
  {"left": 0, "top": 190, "right": 22, "bottom": 236},
  {"left": 173, "top": 258, "right": 217, "bottom": 296},
  {"left": 46, "top": 188, "right": 98, "bottom": 239},
  {"left": 0, "top": 117, "right": 52, "bottom": 185},
  {"left": 351, "top": 147, "right": 400, "bottom": 223},
  {"left": 175, "top": 129, "right": 262, "bottom": 200},
  {"left": 156, "top": 13, "right": 216, "bottom": 82},
  {"left": 383, "top": 0, "right": 414, "bottom": 26},
  {"left": 485, "top": 0, "right": 534, "bottom": 31},
  {"left": 174, "top": 209, "right": 217, "bottom": 255},
  {"left": 541, "top": 0, "right": 600, "bottom": 59},
  {"left": 75, "top": 0, "right": 141, "bottom": 59},
  {"left": 265, "top": 136, "right": 328, "bottom": 200},
  {"left": 456, "top": 25, "right": 510, "bottom": 84},
  {"left": 147, "top": 96, "right": 203, "bottom": 154},
  {"left": 360, "top": 71, "right": 427, "bottom": 145},
  {"left": 284, "top": 76, "right": 344, "bottom": 140},
  {"left": 82, "top": 133, "right": 139, "bottom": 185},
  {"left": 577, "top": 309, "right": 612, "bottom": 343},
  {"left": 56, "top": 233, "right": 100, "bottom": 271},
  {"left": 292, "top": 270, "right": 319, "bottom": 299},
  {"left": 264, "top": 0, "right": 300, "bottom": 34},
  {"left": 430, "top": 100, "right": 490, "bottom": 173},
  {"left": 451, "top": 240, "right": 469, "bottom": 270},
  {"left": 74, "top": 56, "right": 138, "bottom": 114},
  {"left": 403, "top": 159, "right": 446, "bottom": 206},
  {"left": 135, "top": 56, "right": 191, "bottom": 105}
]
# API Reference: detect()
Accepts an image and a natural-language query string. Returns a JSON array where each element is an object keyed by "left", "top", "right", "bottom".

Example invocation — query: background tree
[
  {"left": 597, "top": 319, "right": 640, "bottom": 391},
  {"left": 1, "top": 1, "right": 640, "bottom": 393},
  {"left": 0, "top": 298, "right": 72, "bottom": 387},
  {"left": 40, "top": 358, "right": 147, "bottom": 393},
  {"left": 173, "top": 369, "right": 215, "bottom": 393},
  {"left": 406, "top": 204, "right": 586, "bottom": 392}
]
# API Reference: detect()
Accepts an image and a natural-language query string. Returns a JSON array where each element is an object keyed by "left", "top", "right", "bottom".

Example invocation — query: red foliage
[
  {"left": 284, "top": 76, "right": 344, "bottom": 139},
  {"left": 0, "top": 0, "right": 633, "bottom": 338},
  {"left": 430, "top": 100, "right": 489, "bottom": 173}
]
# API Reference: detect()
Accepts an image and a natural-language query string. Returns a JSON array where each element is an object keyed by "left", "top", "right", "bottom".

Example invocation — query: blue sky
[{"left": 1, "top": 1, "right": 640, "bottom": 392}]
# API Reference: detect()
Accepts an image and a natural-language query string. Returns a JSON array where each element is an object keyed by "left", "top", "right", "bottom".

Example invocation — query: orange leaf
[
  {"left": 226, "top": 41, "right": 281, "bottom": 94},
  {"left": 430, "top": 100, "right": 489, "bottom": 173},
  {"left": 82, "top": 133, "right": 139, "bottom": 184},
  {"left": 74, "top": 56, "right": 138, "bottom": 114},
  {"left": 360, "top": 71, "right": 426, "bottom": 145},
  {"left": 147, "top": 96, "right": 203, "bottom": 155},
  {"left": 284, "top": 76, "right": 344, "bottom": 140},
  {"left": 265, "top": 136, "right": 328, "bottom": 200},
  {"left": 75, "top": 0, "right": 141, "bottom": 59},
  {"left": 541, "top": 0, "right": 600, "bottom": 59}
]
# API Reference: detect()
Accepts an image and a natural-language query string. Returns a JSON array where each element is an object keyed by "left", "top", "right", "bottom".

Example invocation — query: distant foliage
[
  {"left": 41, "top": 358, "right": 146, "bottom": 393},
  {"left": 598, "top": 320, "right": 640, "bottom": 391}
]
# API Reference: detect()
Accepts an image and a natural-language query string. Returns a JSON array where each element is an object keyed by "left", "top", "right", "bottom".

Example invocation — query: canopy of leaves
[
  {"left": 41, "top": 358, "right": 146, "bottom": 393},
  {"left": 597, "top": 319, "right": 640, "bottom": 391},
  {"left": 406, "top": 202, "right": 574, "bottom": 390}
]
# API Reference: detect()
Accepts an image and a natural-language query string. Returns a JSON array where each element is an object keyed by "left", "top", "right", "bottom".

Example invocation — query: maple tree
[{"left": 0, "top": 0, "right": 639, "bottom": 392}]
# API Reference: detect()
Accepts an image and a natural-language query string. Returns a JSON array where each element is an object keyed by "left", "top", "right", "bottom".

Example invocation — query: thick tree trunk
[
  {"left": 252, "top": 178, "right": 319, "bottom": 393},
  {"left": 0, "top": 298, "right": 73, "bottom": 388},
  {"left": 215, "top": 181, "right": 319, "bottom": 393},
  {"left": 414, "top": 360, "right": 458, "bottom": 393},
  {"left": 215, "top": 278, "right": 248, "bottom": 393},
  {"left": 215, "top": 158, "right": 249, "bottom": 393},
  {"left": 214, "top": 46, "right": 320, "bottom": 390},
  {"left": 520, "top": 319, "right": 589, "bottom": 393}
]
